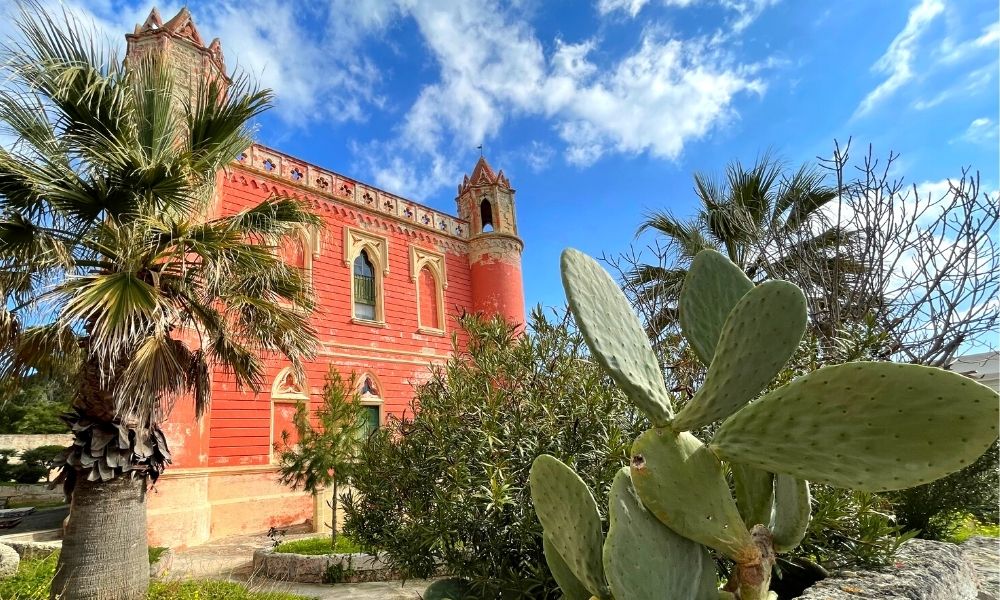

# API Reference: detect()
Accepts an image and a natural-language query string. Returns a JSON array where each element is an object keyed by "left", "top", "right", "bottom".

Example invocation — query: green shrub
[
  {"left": 887, "top": 440, "right": 999, "bottom": 540},
  {"left": 274, "top": 535, "right": 363, "bottom": 555},
  {"left": 9, "top": 463, "right": 47, "bottom": 484},
  {"left": 342, "top": 310, "right": 646, "bottom": 599},
  {"left": 0, "top": 448, "right": 17, "bottom": 482}
]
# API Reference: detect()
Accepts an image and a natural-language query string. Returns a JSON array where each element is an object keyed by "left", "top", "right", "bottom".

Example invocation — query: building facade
[{"left": 130, "top": 9, "right": 526, "bottom": 548}]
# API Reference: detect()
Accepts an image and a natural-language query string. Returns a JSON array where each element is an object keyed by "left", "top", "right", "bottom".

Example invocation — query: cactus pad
[
  {"left": 770, "top": 475, "right": 810, "bottom": 553},
  {"left": 561, "top": 248, "right": 673, "bottom": 425},
  {"left": 604, "top": 468, "right": 719, "bottom": 600},
  {"left": 679, "top": 248, "right": 754, "bottom": 366},
  {"left": 544, "top": 535, "right": 595, "bottom": 600},
  {"left": 630, "top": 429, "right": 755, "bottom": 561},
  {"left": 712, "top": 362, "right": 1000, "bottom": 491},
  {"left": 731, "top": 462, "right": 774, "bottom": 528},
  {"left": 529, "top": 454, "right": 609, "bottom": 598},
  {"left": 672, "top": 280, "right": 806, "bottom": 430}
]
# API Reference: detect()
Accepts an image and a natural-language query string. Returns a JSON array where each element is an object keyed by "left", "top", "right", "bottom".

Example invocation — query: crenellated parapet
[{"left": 238, "top": 144, "right": 470, "bottom": 241}]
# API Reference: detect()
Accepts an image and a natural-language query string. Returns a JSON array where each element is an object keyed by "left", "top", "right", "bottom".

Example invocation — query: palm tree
[
  {"left": 631, "top": 152, "right": 852, "bottom": 338},
  {"left": 0, "top": 7, "right": 318, "bottom": 599}
]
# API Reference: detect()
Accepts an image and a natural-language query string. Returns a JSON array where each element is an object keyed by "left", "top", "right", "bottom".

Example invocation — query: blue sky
[{"left": 12, "top": 0, "right": 1000, "bottom": 310}]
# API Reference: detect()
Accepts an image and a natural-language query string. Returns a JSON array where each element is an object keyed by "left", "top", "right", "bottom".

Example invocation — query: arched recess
[
  {"left": 344, "top": 227, "right": 389, "bottom": 324},
  {"left": 356, "top": 372, "right": 384, "bottom": 438},
  {"left": 480, "top": 198, "right": 494, "bottom": 233},
  {"left": 279, "top": 226, "right": 321, "bottom": 283},
  {"left": 270, "top": 366, "right": 308, "bottom": 462},
  {"left": 410, "top": 246, "right": 447, "bottom": 334}
]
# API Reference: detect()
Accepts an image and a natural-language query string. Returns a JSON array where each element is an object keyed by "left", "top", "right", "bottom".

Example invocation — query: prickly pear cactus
[{"left": 525, "top": 247, "right": 999, "bottom": 600}]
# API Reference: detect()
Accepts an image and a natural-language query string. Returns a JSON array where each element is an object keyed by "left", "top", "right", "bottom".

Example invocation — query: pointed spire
[
  {"left": 459, "top": 155, "right": 511, "bottom": 194},
  {"left": 141, "top": 7, "right": 162, "bottom": 31}
]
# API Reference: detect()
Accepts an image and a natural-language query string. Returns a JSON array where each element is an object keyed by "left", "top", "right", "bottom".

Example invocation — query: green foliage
[
  {"left": 0, "top": 553, "right": 309, "bottom": 600},
  {"left": 0, "top": 445, "right": 65, "bottom": 483},
  {"left": 532, "top": 248, "right": 999, "bottom": 600},
  {"left": 949, "top": 515, "right": 1000, "bottom": 543},
  {"left": 0, "top": 371, "right": 73, "bottom": 434},
  {"left": 888, "top": 440, "right": 999, "bottom": 541},
  {"left": 343, "top": 310, "right": 645, "bottom": 599},
  {"left": 276, "top": 367, "right": 367, "bottom": 544},
  {"left": 274, "top": 535, "right": 363, "bottom": 555},
  {"left": 787, "top": 484, "right": 913, "bottom": 568},
  {"left": 147, "top": 547, "right": 167, "bottom": 566}
]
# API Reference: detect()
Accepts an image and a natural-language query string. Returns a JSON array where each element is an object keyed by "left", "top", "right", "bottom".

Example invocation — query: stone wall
[
  {"left": 799, "top": 537, "right": 999, "bottom": 600},
  {"left": 0, "top": 435, "right": 71, "bottom": 461}
]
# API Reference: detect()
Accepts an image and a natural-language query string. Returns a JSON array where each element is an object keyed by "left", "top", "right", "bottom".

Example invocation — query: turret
[
  {"left": 457, "top": 157, "right": 526, "bottom": 326},
  {"left": 125, "top": 8, "right": 230, "bottom": 103}
]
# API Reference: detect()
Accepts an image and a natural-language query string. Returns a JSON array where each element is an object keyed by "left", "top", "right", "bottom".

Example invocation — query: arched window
[
  {"left": 271, "top": 367, "right": 308, "bottom": 462},
  {"left": 418, "top": 266, "right": 441, "bottom": 330},
  {"left": 480, "top": 198, "right": 494, "bottom": 233},
  {"left": 353, "top": 250, "right": 377, "bottom": 320},
  {"left": 358, "top": 374, "right": 382, "bottom": 438}
]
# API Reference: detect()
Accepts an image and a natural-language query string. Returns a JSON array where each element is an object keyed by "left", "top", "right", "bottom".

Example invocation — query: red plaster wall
[
  {"left": 471, "top": 259, "right": 526, "bottom": 327},
  {"left": 203, "top": 168, "right": 473, "bottom": 467}
]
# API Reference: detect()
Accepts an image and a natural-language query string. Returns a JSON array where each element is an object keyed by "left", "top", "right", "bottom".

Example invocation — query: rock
[
  {"left": 961, "top": 536, "right": 999, "bottom": 600},
  {"left": 4, "top": 541, "right": 59, "bottom": 561},
  {"left": 799, "top": 538, "right": 978, "bottom": 599},
  {"left": 0, "top": 544, "right": 20, "bottom": 579}
]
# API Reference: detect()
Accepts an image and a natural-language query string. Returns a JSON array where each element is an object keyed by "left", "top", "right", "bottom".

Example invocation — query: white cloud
[
  {"left": 596, "top": 0, "right": 777, "bottom": 32},
  {"left": 2, "top": 0, "right": 771, "bottom": 200},
  {"left": 854, "top": 0, "right": 944, "bottom": 118},
  {"left": 937, "top": 21, "right": 1000, "bottom": 64},
  {"left": 549, "top": 34, "right": 765, "bottom": 166},
  {"left": 955, "top": 117, "right": 999, "bottom": 145},
  {"left": 524, "top": 141, "right": 556, "bottom": 172},
  {"left": 361, "top": 0, "right": 766, "bottom": 194},
  {"left": 912, "top": 63, "right": 995, "bottom": 110}
]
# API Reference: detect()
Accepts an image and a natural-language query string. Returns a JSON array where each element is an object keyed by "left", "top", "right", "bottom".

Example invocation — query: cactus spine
[{"left": 528, "top": 247, "right": 999, "bottom": 600}]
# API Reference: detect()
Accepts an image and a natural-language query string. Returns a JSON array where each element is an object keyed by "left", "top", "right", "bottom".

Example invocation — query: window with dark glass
[
  {"left": 363, "top": 405, "right": 380, "bottom": 437},
  {"left": 353, "top": 250, "right": 377, "bottom": 320}
]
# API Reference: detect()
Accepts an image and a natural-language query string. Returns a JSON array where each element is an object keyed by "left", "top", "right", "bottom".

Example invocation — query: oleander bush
[{"left": 342, "top": 309, "right": 646, "bottom": 599}]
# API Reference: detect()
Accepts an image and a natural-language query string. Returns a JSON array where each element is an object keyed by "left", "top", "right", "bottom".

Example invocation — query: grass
[
  {"left": 274, "top": 535, "right": 363, "bottom": 555},
  {"left": 148, "top": 546, "right": 167, "bottom": 565},
  {"left": 0, "top": 553, "right": 309, "bottom": 600},
  {"left": 949, "top": 515, "right": 1000, "bottom": 544}
]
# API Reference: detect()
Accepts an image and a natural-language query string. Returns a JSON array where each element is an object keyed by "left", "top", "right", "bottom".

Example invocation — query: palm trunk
[{"left": 51, "top": 473, "right": 150, "bottom": 600}]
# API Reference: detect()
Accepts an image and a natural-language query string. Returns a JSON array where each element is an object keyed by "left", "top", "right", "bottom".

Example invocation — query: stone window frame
[
  {"left": 410, "top": 246, "right": 447, "bottom": 335},
  {"left": 270, "top": 366, "right": 308, "bottom": 464},
  {"left": 343, "top": 227, "right": 389, "bottom": 326},
  {"left": 357, "top": 371, "right": 385, "bottom": 434}
]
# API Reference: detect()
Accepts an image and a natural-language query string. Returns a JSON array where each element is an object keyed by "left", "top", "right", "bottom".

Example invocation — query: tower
[
  {"left": 457, "top": 157, "right": 526, "bottom": 326},
  {"left": 125, "top": 8, "right": 230, "bottom": 103}
]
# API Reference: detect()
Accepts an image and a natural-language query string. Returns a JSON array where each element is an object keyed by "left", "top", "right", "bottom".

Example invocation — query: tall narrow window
[
  {"left": 359, "top": 375, "right": 382, "bottom": 438},
  {"left": 418, "top": 266, "right": 441, "bottom": 330},
  {"left": 353, "top": 250, "right": 376, "bottom": 320},
  {"left": 480, "top": 198, "right": 494, "bottom": 232}
]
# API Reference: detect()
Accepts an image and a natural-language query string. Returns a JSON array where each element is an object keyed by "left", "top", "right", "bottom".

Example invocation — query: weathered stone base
[
  {"left": 800, "top": 537, "right": 999, "bottom": 600},
  {"left": 252, "top": 548, "right": 396, "bottom": 584},
  {"left": 146, "top": 465, "right": 327, "bottom": 549}
]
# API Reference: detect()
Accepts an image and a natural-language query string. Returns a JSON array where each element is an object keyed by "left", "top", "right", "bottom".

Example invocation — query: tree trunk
[
  {"left": 51, "top": 474, "right": 150, "bottom": 600},
  {"left": 330, "top": 480, "right": 339, "bottom": 549}
]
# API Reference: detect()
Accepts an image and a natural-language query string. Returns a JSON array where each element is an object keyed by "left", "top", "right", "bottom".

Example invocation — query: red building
[{"left": 129, "top": 9, "right": 526, "bottom": 548}]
